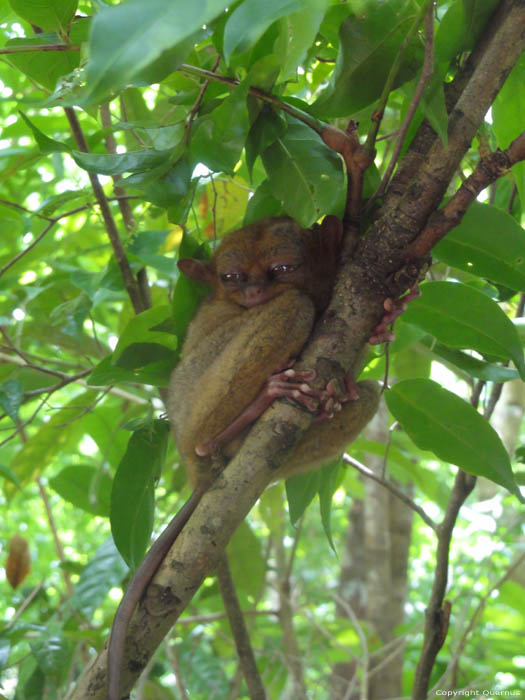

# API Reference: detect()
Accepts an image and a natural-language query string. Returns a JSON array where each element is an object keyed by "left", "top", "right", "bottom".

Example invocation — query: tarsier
[{"left": 108, "top": 215, "right": 383, "bottom": 700}]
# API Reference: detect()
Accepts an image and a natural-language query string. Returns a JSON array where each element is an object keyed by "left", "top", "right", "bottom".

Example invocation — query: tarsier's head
[{"left": 178, "top": 215, "right": 343, "bottom": 311}]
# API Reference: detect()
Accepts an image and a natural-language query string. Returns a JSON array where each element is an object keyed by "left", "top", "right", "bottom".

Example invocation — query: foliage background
[{"left": 0, "top": 0, "right": 524, "bottom": 698}]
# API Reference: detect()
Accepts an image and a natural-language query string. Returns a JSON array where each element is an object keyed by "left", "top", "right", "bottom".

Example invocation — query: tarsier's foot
[
  {"left": 368, "top": 284, "right": 421, "bottom": 345},
  {"left": 316, "top": 375, "right": 359, "bottom": 421}
]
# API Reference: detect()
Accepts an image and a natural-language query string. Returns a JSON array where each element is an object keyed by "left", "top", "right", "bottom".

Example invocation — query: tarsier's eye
[
  {"left": 270, "top": 263, "right": 299, "bottom": 275},
  {"left": 220, "top": 272, "right": 245, "bottom": 283}
]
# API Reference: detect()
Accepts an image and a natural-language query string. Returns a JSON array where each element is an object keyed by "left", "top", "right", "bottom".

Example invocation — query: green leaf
[
  {"left": 318, "top": 461, "right": 342, "bottom": 552},
  {"left": 49, "top": 465, "right": 112, "bottom": 517},
  {"left": 493, "top": 52, "right": 525, "bottom": 210},
  {"left": 425, "top": 341, "right": 519, "bottom": 383},
  {"left": 435, "top": 0, "right": 500, "bottom": 65},
  {"left": 312, "top": 0, "right": 422, "bottom": 118},
  {"left": 0, "top": 464, "right": 21, "bottom": 489},
  {"left": 29, "top": 627, "right": 72, "bottom": 685},
  {"left": 403, "top": 282, "right": 525, "bottom": 379},
  {"left": 8, "top": 0, "right": 77, "bottom": 32},
  {"left": 278, "top": 0, "right": 329, "bottom": 80},
  {"left": 127, "top": 230, "right": 178, "bottom": 277},
  {"left": 191, "top": 83, "right": 250, "bottom": 174},
  {"left": 244, "top": 179, "right": 285, "bottom": 224},
  {"left": 223, "top": 0, "right": 303, "bottom": 63},
  {"left": 72, "top": 148, "right": 173, "bottom": 176},
  {"left": 434, "top": 202, "right": 525, "bottom": 292},
  {"left": 245, "top": 106, "right": 287, "bottom": 176},
  {"left": 72, "top": 538, "right": 129, "bottom": 618},
  {"left": 112, "top": 306, "right": 177, "bottom": 370},
  {"left": 6, "top": 32, "right": 81, "bottom": 91},
  {"left": 285, "top": 470, "right": 320, "bottom": 525},
  {"left": 420, "top": 72, "right": 448, "bottom": 147},
  {"left": 227, "top": 522, "right": 265, "bottom": 599},
  {"left": 19, "top": 111, "right": 70, "bottom": 153},
  {"left": 262, "top": 117, "right": 345, "bottom": 226},
  {"left": 385, "top": 379, "right": 522, "bottom": 500},
  {"left": 0, "top": 379, "right": 23, "bottom": 422},
  {"left": 172, "top": 234, "right": 212, "bottom": 347},
  {"left": 111, "top": 420, "right": 171, "bottom": 569},
  {"left": 85, "top": 0, "right": 231, "bottom": 102}
]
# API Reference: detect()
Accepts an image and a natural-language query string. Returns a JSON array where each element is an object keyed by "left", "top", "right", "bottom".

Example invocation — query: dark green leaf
[
  {"left": 285, "top": 470, "right": 320, "bottom": 525},
  {"left": 172, "top": 234, "right": 212, "bottom": 347},
  {"left": 72, "top": 148, "right": 173, "bottom": 176},
  {"left": 0, "top": 379, "right": 23, "bottom": 422},
  {"left": 19, "top": 111, "right": 70, "bottom": 153},
  {"left": 191, "top": 84, "right": 250, "bottom": 174},
  {"left": 385, "top": 379, "right": 522, "bottom": 500},
  {"left": 262, "top": 117, "right": 345, "bottom": 226},
  {"left": 318, "top": 460, "right": 342, "bottom": 552},
  {"left": 403, "top": 282, "right": 525, "bottom": 379},
  {"left": 426, "top": 341, "right": 519, "bottom": 383},
  {"left": 49, "top": 465, "right": 112, "bottom": 516},
  {"left": 435, "top": 0, "right": 500, "bottom": 65},
  {"left": 244, "top": 179, "right": 285, "bottom": 224},
  {"left": 245, "top": 106, "right": 287, "bottom": 176},
  {"left": 223, "top": 0, "right": 303, "bottom": 63},
  {"left": 111, "top": 420, "right": 171, "bottom": 569},
  {"left": 8, "top": 0, "right": 77, "bottom": 32},
  {"left": 312, "top": 0, "right": 422, "bottom": 118},
  {"left": 112, "top": 306, "right": 177, "bottom": 369},
  {"left": 0, "top": 464, "right": 21, "bottom": 488},
  {"left": 434, "top": 202, "right": 525, "bottom": 292}
]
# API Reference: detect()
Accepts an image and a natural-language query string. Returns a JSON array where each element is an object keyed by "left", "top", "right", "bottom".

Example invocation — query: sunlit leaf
[
  {"left": 434, "top": 202, "right": 525, "bottom": 292},
  {"left": 385, "top": 379, "right": 522, "bottom": 500},
  {"left": 85, "top": 0, "right": 231, "bottom": 101},
  {"left": 403, "top": 282, "right": 525, "bottom": 379}
]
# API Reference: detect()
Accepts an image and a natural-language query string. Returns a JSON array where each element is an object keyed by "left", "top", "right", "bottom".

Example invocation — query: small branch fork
[{"left": 407, "top": 130, "right": 525, "bottom": 260}]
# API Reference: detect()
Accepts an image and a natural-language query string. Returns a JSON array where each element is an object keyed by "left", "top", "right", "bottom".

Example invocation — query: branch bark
[{"left": 71, "top": 2, "right": 525, "bottom": 697}]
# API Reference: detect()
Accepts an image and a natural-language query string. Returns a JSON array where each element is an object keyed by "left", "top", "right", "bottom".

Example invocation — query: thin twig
[
  {"left": 365, "top": 0, "right": 434, "bottom": 150},
  {"left": 343, "top": 453, "right": 438, "bottom": 531},
  {"left": 406, "top": 131, "right": 525, "bottom": 259},
  {"left": 64, "top": 107, "right": 145, "bottom": 313},
  {"left": 0, "top": 196, "right": 139, "bottom": 278},
  {"left": 184, "top": 55, "right": 221, "bottom": 145},
  {"left": 372, "top": 2, "right": 435, "bottom": 203}
]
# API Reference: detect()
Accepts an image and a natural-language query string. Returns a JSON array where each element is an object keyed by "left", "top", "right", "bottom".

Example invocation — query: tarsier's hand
[
  {"left": 195, "top": 366, "right": 320, "bottom": 457},
  {"left": 369, "top": 285, "right": 421, "bottom": 345}
]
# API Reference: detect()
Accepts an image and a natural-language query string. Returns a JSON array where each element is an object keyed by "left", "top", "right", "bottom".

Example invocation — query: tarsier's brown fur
[{"left": 108, "top": 215, "right": 379, "bottom": 700}]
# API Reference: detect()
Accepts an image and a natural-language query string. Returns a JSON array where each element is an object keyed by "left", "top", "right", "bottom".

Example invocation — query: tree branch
[
  {"left": 407, "top": 131, "right": 525, "bottom": 259},
  {"left": 64, "top": 107, "right": 145, "bottom": 314}
]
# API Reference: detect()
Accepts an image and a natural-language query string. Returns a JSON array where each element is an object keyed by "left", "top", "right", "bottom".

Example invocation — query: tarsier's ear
[
  {"left": 319, "top": 215, "right": 344, "bottom": 250},
  {"left": 178, "top": 258, "right": 215, "bottom": 284}
]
